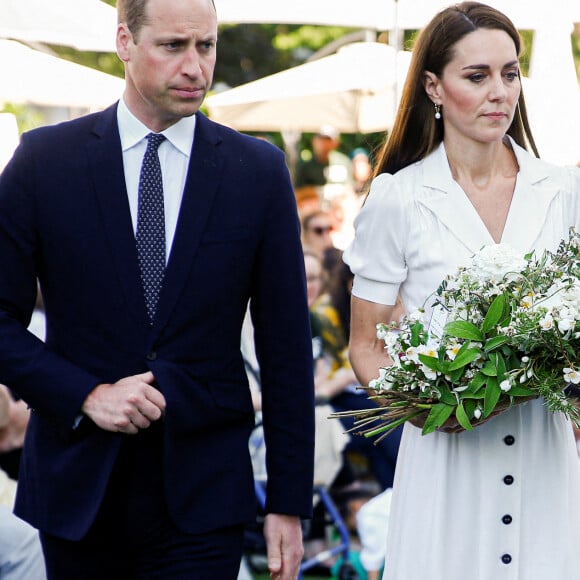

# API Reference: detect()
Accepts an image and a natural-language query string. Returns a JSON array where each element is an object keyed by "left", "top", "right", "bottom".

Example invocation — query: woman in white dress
[{"left": 344, "top": 3, "right": 580, "bottom": 579}]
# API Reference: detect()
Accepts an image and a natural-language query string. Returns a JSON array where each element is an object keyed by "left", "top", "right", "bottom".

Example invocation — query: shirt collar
[
  {"left": 422, "top": 135, "right": 550, "bottom": 193},
  {"left": 117, "top": 98, "right": 195, "bottom": 157}
]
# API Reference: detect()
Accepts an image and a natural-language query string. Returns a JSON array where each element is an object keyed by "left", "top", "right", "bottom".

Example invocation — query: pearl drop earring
[{"left": 434, "top": 103, "right": 442, "bottom": 120}]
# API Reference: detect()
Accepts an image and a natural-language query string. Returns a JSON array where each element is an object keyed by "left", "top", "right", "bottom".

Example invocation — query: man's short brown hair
[{"left": 117, "top": 0, "right": 216, "bottom": 41}]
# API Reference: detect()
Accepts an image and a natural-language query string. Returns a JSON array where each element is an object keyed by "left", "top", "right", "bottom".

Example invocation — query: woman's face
[{"left": 424, "top": 28, "right": 521, "bottom": 145}]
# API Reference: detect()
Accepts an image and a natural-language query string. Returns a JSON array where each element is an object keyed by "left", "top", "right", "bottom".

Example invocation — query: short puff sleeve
[{"left": 343, "top": 172, "right": 409, "bottom": 306}]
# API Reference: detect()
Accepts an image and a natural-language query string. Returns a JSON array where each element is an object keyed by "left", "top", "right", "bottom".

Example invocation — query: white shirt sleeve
[{"left": 343, "top": 172, "right": 409, "bottom": 306}]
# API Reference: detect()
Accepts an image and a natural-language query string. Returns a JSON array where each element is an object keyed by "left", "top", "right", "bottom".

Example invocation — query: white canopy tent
[
  {"left": 0, "top": 39, "right": 123, "bottom": 110},
  {"left": 207, "top": 42, "right": 412, "bottom": 134},
  {"left": 210, "top": 0, "right": 580, "bottom": 165},
  {"left": 524, "top": 17, "right": 580, "bottom": 165},
  {"left": 0, "top": 0, "right": 117, "bottom": 52},
  {"left": 214, "top": 0, "right": 580, "bottom": 32}
]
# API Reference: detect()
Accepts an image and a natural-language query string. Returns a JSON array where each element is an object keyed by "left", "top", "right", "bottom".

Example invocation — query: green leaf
[
  {"left": 444, "top": 320, "right": 484, "bottom": 342},
  {"left": 417, "top": 353, "right": 441, "bottom": 371},
  {"left": 482, "top": 293, "right": 507, "bottom": 334},
  {"left": 445, "top": 367, "right": 465, "bottom": 383},
  {"left": 507, "top": 385, "right": 536, "bottom": 397},
  {"left": 469, "top": 372, "right": 487, "bottom": 390},
  {"left": 410, "top": 322, "right": 424, "bottom": 347},
  {"left": 495, "top": 353, "right": 507, "bottom": 380},
  {"left": 480, "top": 360, "right": 497, "bottom": 376},
  {"left": 422, "top": 403, "right": 455, "bottom": 435},
  {"left": 483, "top": 377, "right": 501, "bottom": 417},
  {"left": 460, "top": 381, "right": 486, "bottom": 398},
  {"left": 464, "top": 398, "right": 477, "bottom": 416},
  {"left": 484, "top": 335, "right": 509, "bottom": 352},
  {"left": 437, "top": 384, "right": 458, "bottom": 406},
  {"left": 447, "top": 348, "right": 482, "bottom": 371},
  {"left": 455, "top": 402, "right": 473, "bottom": 431}
]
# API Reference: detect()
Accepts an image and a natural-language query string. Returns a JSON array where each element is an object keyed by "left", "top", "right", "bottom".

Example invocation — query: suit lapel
[
  {"left": 87, "top": 104, "right": 150, "bottom": 327},
  {"left": 153, "top": 114, "right": 224, "bottom": 331}
]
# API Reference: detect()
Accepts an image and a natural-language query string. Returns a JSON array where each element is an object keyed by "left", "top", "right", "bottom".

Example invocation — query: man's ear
[
  {"left": 423, "top": 71, "right": 441, "bottom": 103},
  {"left": 116, "top": 23, "right": 132, "bottom": 63}
]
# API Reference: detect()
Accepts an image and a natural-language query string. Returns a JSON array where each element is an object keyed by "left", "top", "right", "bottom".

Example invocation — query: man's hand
[
  {"left": 81, "top": 371, "right": 166, "bottom": 434},
  {"left": 264, "top": 513, "right": 304, "bottom": 580}
]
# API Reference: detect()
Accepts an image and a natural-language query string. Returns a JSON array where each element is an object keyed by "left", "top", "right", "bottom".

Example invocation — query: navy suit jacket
[{"left": 0, "top": 105, "right": 315, "bottom": 541}]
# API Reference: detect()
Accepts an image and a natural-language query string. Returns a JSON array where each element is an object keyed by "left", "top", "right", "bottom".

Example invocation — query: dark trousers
[{"left": 40, "top": 424, "right": 244, "bottom": 579}]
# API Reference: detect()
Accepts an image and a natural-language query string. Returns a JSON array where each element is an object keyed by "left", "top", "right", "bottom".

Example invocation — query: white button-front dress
[{"left": 343, "top": 139, "right": 580, "bottom": 580}]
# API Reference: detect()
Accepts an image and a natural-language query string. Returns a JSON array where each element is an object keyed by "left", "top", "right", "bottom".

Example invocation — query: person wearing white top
[{"left": 344, "top": 3, "right": 580, "bottom": 579}]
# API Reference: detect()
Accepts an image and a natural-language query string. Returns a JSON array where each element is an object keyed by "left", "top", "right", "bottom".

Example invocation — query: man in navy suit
[{"left": 0, "top": 0, "right": 315, "bottom": 577}]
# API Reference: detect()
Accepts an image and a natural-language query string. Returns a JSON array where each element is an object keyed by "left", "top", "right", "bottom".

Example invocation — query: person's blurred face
[
  {"left": 304, "top": 254, "right": 323, "bottom": 307},
  {"left": 117, "top": 0, "right": 217, "bottom": 132},
  {"left": 303, "top": 215, "right": 334, "bottom": 256},
  {"left": 312, "top": 134, "right": 339, "bottom": 161},
  {"left": 352, "top": 153, "right": 371, "bottom": 183},
  {"left": 424, "top": 28, "right": 520, "bottom": 146}
]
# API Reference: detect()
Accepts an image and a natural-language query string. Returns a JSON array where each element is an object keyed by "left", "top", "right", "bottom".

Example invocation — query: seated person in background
[
  {"left": 0, "top": 287, "right": 44, "bottom": 480},
  {"left": 310, "top": 254, "right": 403, "bottom": 491},
  {"left": 0, "top": 386, "right": 46, "bottom": 580},
  {"left": 294, "top": 126, "right": 348, "bottom": 189},
  {"left": 295, "top": 186, "right": 322, "bottom": 222},
  {"left": 351, "top": 147, "right": 372, "bottom": 195},
  {"left": 0, "top": 386, "right": 29, "bottom": 468},
  {"left": 301, "top": 211, "right": 336, "bottom": 260},
  {"left": 304, "top": 250, "right": 358, "bottom": 407},
  {"left": 355, "top": 488, "right": 393, "bottom": 580}
]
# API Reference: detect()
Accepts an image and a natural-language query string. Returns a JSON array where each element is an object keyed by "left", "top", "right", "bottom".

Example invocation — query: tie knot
[{"left": 146, "top": 132, "right": 166, "bottom": 151}]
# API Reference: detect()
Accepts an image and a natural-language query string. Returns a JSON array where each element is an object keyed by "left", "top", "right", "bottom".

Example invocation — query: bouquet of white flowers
[{"left": 334, "top": 229, "right": 580, "bottom": 439}]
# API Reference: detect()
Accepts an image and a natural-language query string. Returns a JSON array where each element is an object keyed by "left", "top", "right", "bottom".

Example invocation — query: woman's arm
[{"left": 349, "top": 296, "right": 395, "bottom": 387}]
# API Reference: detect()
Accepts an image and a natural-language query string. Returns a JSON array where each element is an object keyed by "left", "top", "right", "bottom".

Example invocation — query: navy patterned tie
[{"left": 136, "top": 133, "right": 166, "bottom": 323}]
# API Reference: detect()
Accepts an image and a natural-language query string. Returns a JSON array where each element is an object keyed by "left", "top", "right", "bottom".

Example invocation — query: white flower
[
  {"left": 376, "top": 324, "right": 390, "bottom": 341},
  {"left": 500, "top": 379, "right": 512, "bottom": 392},
  {"left": 403, "top": 346, "right": 420, "bottom": 363},
  {"left": 563, "top": 367, "right": 580, "bottom": 384},
  {"left": 383, "top": 331, "right": 400, "bottom": 351},
  {"left": 408, "top": 309, "right": 424, "bottom": 322},
  {"left": 470, "top": 243, "right": 527, "bottom": 283},
  {"left": 521, "top": 294, "right": 534, "bottom": 309},
  {"left": 474, "top": 407, "right": 482, "bottom": 420},
  {"left": 421, "top": 366, "right": 438, "bottom": 381},
  {"left": 539, "top": 314, "right": 554, "bottom": 330},
  {"left": 418, "top": 345, "right": 438, "bottom": 359},
  {"left": 445, "top": 340, "right": 461, "bottom": 361},
  {"left": 558, "top": 318, "right": 573, "bottom": 334}
]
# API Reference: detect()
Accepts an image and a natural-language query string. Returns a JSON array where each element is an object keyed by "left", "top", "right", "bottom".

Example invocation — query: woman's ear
[{"left": 423, "top": 71, "right": 441, "bottom": 103}]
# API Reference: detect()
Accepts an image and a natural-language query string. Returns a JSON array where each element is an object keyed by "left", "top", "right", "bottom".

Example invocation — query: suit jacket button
[
  {"left": 503, "top": 475, "right": 514, "bottom": 485},
  {"left": 501, "top": 554, "right": 512, "bottom": 564},
  {"left": 146, "top": 351, "right": 157, "bottom": 361},
  {"left": 502, "top": 514, "right": 513, "bottom": 525},
  {"left": 504, "top": 435, "right": 515, "bottom": 445}
]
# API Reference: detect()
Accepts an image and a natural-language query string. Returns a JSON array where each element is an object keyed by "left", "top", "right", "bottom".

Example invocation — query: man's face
[{"left": 117, "top": 0, "right": 217, "bottom": 132}]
